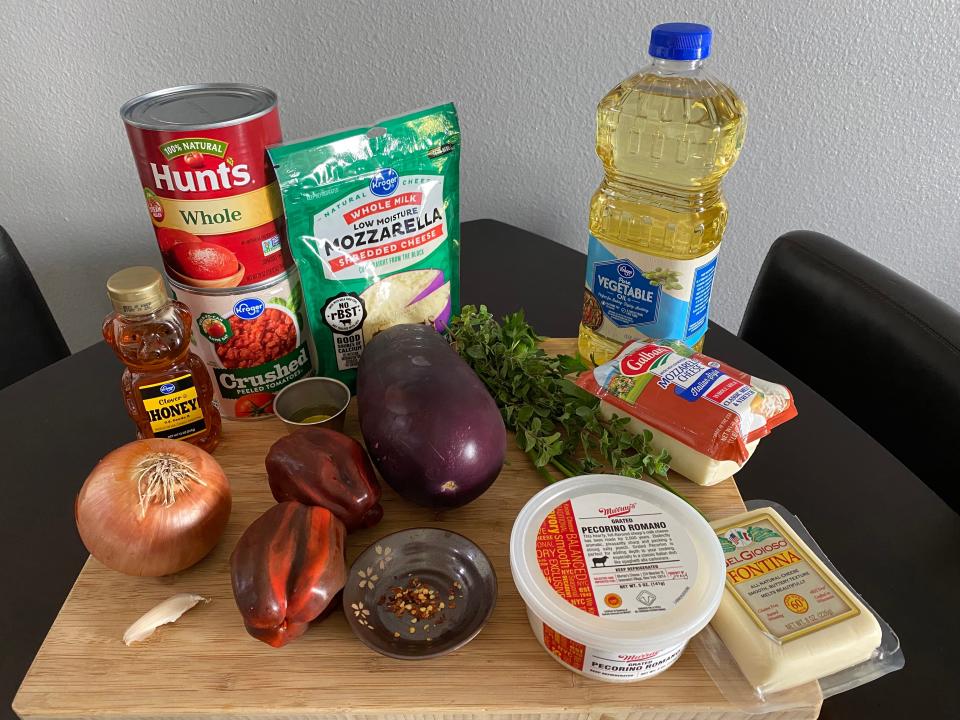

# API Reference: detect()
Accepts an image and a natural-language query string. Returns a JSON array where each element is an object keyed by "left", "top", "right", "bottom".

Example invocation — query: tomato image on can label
[{"left": 121, "top": 84, "right": 293, "bottom": 288}]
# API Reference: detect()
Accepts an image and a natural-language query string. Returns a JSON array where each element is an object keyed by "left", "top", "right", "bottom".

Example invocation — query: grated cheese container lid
[{"left": 510, "top": 474, "right": 725, "bottom": 651}]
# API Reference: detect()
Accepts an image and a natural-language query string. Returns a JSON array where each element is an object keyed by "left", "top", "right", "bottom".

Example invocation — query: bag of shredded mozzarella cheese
[{"left": 269, "top": 104, "right": 461, "bottom": 389}]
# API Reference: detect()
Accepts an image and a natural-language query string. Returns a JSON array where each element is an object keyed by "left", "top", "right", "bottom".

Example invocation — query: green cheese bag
[{"left": 269, "top": 103, "right": 461, "bottom": 389}]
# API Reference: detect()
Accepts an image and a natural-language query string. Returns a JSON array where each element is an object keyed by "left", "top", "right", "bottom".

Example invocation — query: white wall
[{"left": 3, "top": 0, "right": 958, "bottom": 351}]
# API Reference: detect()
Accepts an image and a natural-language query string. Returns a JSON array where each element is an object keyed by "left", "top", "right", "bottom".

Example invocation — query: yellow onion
[{"left": 75, "top": 439, "right": 231, "bottom": 576}]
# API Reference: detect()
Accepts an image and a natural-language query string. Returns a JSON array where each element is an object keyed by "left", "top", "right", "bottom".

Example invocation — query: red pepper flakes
[
  {"left": 383, "top": 577, "right": 442, "bottom": 623},
  {"left": 380, "top": 576, "right": 465, "bottom": 640}
]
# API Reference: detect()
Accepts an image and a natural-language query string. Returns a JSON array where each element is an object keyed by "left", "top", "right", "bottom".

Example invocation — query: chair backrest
[
  {"left": 740, "top": 231, "right": 960, "bottom": 511},
  {"left": 0, "top": 226, "right": 70, "bottom": 388}
]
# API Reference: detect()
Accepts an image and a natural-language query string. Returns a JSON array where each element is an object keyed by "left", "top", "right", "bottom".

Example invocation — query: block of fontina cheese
[{"left": 710, "top": 507, "right": 882, "bottom": 695}]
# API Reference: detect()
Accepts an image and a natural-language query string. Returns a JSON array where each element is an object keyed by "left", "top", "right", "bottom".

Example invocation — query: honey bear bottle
[{"left": 103, "top": 267, "right": 221, "bottom": 451}]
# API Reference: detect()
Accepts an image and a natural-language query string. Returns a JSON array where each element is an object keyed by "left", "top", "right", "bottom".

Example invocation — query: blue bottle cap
[{"left": 649, "top": 23, "right": 712, "bottom": 61}]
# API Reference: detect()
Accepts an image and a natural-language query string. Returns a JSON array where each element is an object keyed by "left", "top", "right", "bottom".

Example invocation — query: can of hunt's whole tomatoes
[
  {"left": 121, "top": 84, "right": 293, "bottom": 289},
  {"left": 168, "top": 268, "right": 317, "bottom": 419}
]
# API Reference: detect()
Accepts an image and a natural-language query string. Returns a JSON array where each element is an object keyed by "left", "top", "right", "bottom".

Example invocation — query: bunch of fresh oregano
[{"left": 449, "top": 305, "right": 692, "bottom": 503}]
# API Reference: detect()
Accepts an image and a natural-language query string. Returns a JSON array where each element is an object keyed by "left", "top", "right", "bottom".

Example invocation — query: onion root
[{"left": 134, "top": 452, "right": 208, "bottom": 519}]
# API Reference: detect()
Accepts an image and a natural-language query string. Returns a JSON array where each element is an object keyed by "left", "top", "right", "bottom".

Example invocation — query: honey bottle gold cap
[{"left": 106, "top": 266, "right": 169, "bottom": 315}]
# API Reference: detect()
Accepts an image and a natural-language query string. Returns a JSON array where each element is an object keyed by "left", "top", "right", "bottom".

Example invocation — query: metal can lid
[
  {"left": 107, "top": 266, "right": 169, "bottom": 315},
  {"left": 120, "top": 83, "right": 277, "bottom": 131}
]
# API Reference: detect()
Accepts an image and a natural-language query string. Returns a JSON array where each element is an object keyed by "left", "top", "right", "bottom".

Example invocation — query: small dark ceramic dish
[{"left": 343, "top": 527, "right": 497, "bottom": 659}]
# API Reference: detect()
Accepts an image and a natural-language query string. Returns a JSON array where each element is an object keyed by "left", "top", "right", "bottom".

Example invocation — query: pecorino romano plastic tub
[{"left": 510, "top": 475, "right": 725, "bottom": 683}]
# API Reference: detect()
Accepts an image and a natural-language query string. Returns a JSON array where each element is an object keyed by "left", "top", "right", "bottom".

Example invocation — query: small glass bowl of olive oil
[{"left": 274, "top": 377, "right": 351, "bottom": 434}]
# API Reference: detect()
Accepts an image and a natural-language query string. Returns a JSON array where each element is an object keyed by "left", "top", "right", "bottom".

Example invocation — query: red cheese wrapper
[{"left": 577, "top": 339, "right": 797, "bottom": 464}]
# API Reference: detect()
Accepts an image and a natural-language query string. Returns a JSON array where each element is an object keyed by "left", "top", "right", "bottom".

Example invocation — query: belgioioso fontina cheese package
[{"left": 269, "top": 104, "right": 461, "bottom": 389}]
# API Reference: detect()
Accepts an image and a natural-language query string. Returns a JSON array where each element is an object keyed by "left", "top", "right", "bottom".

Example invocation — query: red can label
[{"left": 124, "top": 107, "right": 292, "bottom": 288}]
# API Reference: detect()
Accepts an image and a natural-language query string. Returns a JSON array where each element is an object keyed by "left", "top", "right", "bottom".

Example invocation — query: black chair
[
  {"left": 740, "top": 230, "right": 960, "bottom": 511},
  {"left": 0, "top": 226, "right": 70, "bottom": 389}
]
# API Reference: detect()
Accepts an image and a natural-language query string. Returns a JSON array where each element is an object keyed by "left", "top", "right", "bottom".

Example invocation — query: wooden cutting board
[{"left": 14, "top": 339, "right": 821, "bottom": 720}]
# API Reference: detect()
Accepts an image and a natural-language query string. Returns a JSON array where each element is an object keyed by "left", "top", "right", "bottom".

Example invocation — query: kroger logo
[
  {"left": 617, "top": 263, "right": 635, "bottom": 279},
  {"left": 234, "top": 298, "right": 265, "bottom": 320},
  {"left": 369, "top": 167, "right": 399, "bottom": 197},
  {"left": 159, "top": 383, "right": 176, "bottom": 395}
]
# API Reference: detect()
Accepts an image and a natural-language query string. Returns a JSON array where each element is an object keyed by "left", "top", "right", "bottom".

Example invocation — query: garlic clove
[{"left": 123, "top": 593, "right": 209, "bottom": 645}]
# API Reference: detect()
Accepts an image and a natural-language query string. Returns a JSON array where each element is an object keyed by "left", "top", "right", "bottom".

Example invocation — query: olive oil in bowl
[
  {"left": 289, "top": 406, "right": 339, "bottom": 424},
  {"left": 274, "top": 377, "right": 351, "bottom": 433}
]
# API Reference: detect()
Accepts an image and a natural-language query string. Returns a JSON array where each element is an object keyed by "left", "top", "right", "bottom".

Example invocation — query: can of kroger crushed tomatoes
[
  {"left": 168, "top": 269, "right": 317, "bottom": 419},
  {"left": 121, "top": 83, "right": 293, "bottom": 289}
]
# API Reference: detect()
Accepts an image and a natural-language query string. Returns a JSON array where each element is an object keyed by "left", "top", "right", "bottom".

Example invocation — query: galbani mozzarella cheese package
[
  {"left": 269, "top": 104, "right": 461, "bottom": 389},
  {"left": 577, "top": 339, "right": 797, "bottom": 485}
]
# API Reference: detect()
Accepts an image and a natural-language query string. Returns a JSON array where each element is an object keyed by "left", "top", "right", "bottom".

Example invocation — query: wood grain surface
[{"left": 14, "top": 340, "right": 821, "bottom": 720}]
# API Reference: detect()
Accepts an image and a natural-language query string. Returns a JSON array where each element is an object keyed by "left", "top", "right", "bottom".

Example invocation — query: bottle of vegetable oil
[{"left": 578, "top": 23, "right": 746, "bottom": 365}]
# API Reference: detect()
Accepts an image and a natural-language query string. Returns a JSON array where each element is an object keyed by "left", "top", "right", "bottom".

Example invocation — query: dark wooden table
[{"left": 2, "top": 220, "right": 957, "bottom": 719}]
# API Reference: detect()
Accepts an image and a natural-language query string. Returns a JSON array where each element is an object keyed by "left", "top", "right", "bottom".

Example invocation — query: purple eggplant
[{"left": 357, "top": 324, "right": 506, "bottom": 508}]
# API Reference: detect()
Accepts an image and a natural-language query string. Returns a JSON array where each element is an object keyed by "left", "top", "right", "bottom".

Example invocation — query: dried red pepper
[
  {"left": 265, "top": 428, "right": 383, "bottom": 532},
  {"left": 230, "top": 501, "right": 346, "bottom": 647}
]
